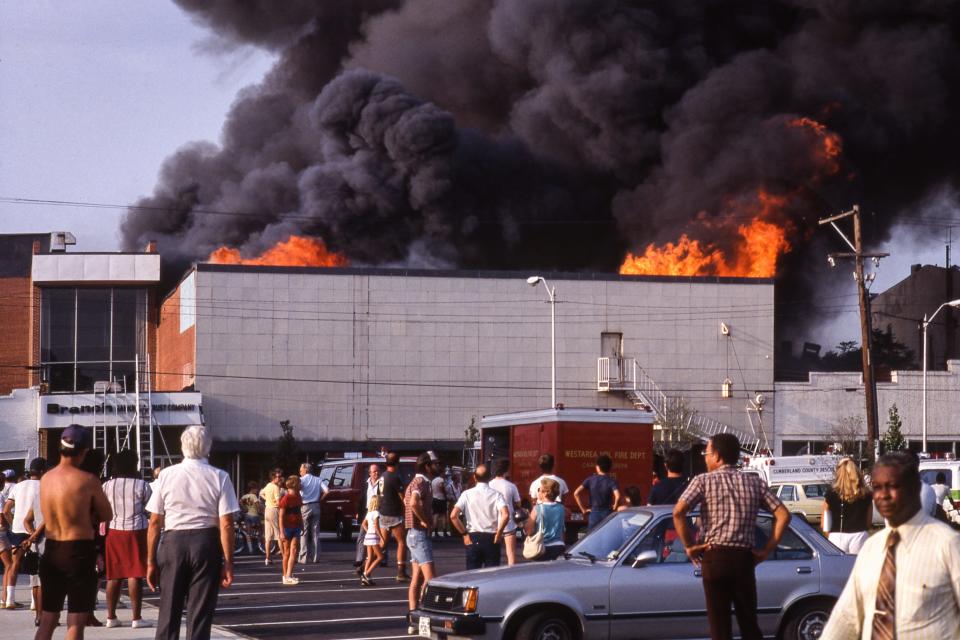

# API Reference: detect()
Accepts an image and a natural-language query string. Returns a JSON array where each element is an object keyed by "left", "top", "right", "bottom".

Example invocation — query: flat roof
[
  {"left": 480, "top": 407, "right": 655, "bottom": 428},
  {"left": 193, "top": 262, "right": 774, "bottom": 286}
]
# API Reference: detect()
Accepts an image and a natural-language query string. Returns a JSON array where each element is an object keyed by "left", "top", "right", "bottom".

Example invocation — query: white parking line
[
  {"left": 332, "top": 636, "right": 411, "bottom": 640},
  {"left": 215, "top": 599, "right": 405, "bottom": 612},
  {"left": 144, "top": 586, "right": 407, "bottom": 599},
  {"left": 221, "top": 614, "right": 405, "bottom": 628}
]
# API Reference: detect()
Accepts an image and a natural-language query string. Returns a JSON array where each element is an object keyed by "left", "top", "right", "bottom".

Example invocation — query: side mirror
[{"left": 631, "top": 550, "right": 658, "bottom": 568}]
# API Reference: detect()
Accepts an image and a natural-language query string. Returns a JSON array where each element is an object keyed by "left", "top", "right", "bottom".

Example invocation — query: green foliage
[
  {"left": 882, "top": 404, "right": 907, "bottom": 453},
  {"left": 273, "top": 419, "right": 300, "bottom": 475},
  {"left": 820, "top": 326, "right": 917, "bottom": 372}
]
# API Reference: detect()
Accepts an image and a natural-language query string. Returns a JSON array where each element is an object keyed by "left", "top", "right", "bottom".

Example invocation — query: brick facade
[
  {"left": 0, "top": 276, "right": 34, "bottom": 395},
  {"left": 157, "top": 282, "right": 196, "bottom": 392}
]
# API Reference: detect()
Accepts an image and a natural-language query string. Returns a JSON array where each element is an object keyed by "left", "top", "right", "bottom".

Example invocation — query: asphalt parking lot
[{"left": 143, "top": 534, "right": 465, "bottom": 640}]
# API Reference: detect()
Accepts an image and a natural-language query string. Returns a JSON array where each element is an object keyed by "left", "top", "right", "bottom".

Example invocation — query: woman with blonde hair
[{"left": 820, "top": 458, "right": 872, "bottom": 553}]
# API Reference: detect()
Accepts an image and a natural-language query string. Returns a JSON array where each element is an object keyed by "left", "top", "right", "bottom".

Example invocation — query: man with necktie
[{"left": 822, "top": 451, "right": 960, "bottom": 639}]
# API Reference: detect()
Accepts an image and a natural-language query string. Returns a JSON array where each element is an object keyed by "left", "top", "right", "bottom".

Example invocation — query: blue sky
[{"left": 0, "top": 1, "right": 275, "bottom": 250}]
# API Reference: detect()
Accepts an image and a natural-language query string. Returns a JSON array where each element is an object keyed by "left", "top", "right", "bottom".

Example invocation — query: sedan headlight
[{"left": 461, "top": 587, "right": 479, "bottom": 613}]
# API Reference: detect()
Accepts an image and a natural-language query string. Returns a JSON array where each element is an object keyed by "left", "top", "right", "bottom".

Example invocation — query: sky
[
  {"left": 0, "top": 1, "right": 276, "bottom": 251},
  {"left": 0, "top": 1, "right": 952, "bottom": 348}
]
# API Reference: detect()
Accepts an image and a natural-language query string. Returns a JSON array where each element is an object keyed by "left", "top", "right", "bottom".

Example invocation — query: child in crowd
[
  {"left": 360, "top": 495, "right": 386, "bottom": 586},
  {"left": 278, "top": 476, "right": 303, "bottom": 585}
]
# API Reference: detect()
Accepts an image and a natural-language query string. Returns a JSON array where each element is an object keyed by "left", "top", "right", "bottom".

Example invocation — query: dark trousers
[
  {"left": 700, "top": 547, "right": 762, "bottom": 640},
  {"left": 465, "top": 532, "right": 501, "bottom": 570},
  {"left": 588, "top": 508, "right": 612, "bottom": 530},
  {"left": 156, "top": 528, "right": 222, "bottom": 640}
]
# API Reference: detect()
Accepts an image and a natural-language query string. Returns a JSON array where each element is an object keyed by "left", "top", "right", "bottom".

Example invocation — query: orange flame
[
  {"left": 789, "top": 117, "right": 842, "bottom": 175},
  {"left": 208, "top": 235, "right": 348, "bottom": 267},
  {"left": 619, "top": 190, "right": 791, "bottom": 278}
]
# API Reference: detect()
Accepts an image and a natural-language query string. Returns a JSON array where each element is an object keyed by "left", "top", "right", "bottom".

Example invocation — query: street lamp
[
  {"left": 526, "top": 276, "right": 557, "bottom": 408},
  {"left": 922, "top": 297, "right": 960, "bottom": 452}
]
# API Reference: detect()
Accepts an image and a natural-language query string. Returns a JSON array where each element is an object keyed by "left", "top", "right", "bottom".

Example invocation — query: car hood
[{"left": 429, "top": 557, "right": 601, "bottom": 588}]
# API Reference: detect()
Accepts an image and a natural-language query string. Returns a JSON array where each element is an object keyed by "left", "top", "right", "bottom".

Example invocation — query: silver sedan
[{"left": 412, "top": 505, "right": 854, "bottom": 640}]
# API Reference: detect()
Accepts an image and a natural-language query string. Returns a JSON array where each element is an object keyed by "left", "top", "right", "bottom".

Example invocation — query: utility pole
[{"left": 819, "top": 205, "right": 888, "bottom": 463}]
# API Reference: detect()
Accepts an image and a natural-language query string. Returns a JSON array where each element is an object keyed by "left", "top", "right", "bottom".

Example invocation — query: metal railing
[{"left": 600, "top": 357, "right": 761, "bottom": 454}]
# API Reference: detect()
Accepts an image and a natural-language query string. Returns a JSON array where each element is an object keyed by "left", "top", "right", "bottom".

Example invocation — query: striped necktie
[{"left": 871, "top": 529, "right": 900, "bottom": 640}]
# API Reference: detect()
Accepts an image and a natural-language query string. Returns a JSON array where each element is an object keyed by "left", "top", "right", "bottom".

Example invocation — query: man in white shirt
[
  {"left": 298, "top": 463, "right": 328, "bottom": 564},
  {"left": 450, "top": 464, "right": 508, "bottom": 570},
  {"left": 489, "top": 459, "right": 522, "bottom": 565},
  {"left": 821, "top": 452, "right": 960, "bottom": 639},
  {"left": 0, "top": 469, "right": 15, "bottom": 504},
  {"left": 528, "top": 453, "right": 569, "bottom": 504},
  {"left": 2, "top": 457, "right": 46, "bottom": 609},
  {"left": 146, "top": 426, "right": 240, "bottom": 640}
]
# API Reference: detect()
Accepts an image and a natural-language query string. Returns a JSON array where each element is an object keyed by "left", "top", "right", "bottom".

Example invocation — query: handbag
[
  {"left": 21, "top": 548, "right": 40, "bottom": 575},
  {"left": 522, "top": 505, "right": 545, "bottom": 560}
]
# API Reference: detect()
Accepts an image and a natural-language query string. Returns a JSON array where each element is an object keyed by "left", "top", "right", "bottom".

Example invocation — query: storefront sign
[{"left": 40, "top": 392, "right": 202, "bottom": 429}]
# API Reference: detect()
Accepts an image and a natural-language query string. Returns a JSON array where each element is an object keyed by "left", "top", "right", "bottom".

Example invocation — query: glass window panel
[
  {"left": 112, "top": 289, "right": 142, "bottom": 361},
  {"left": 75, "top": 362, "right": 111, "bottom": 392},
  {"left": 76, "top": 289, "right": 111, "bottom": 361},
  {"left": 331, "top": 465, "right": 354, "bottom": 488},
  {"left": 41, "top": 288, "right": 75, "bottom": 363},
  {"left": 111, "top": 362, "right": 136, "bottom": 390},
  {"left": 47, "top": 363, "right": 74, "bottom": 392}
]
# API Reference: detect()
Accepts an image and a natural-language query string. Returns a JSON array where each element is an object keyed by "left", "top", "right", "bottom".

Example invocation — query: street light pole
[
  {"left": 922, "top": 298, "right": 960, "bottom": 452},
  {"left": 527, "top": 276, "right": 557, "bottom": 408}
]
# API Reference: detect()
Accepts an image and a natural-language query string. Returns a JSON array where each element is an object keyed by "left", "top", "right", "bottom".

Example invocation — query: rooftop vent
[{"left": 50, "top": 231, "right": 77, "bottom": 253}]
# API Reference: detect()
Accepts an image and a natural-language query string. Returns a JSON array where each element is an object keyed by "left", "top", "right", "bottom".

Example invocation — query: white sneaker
[
  {"left": 131, "top": 619, "right": 152, "bottom": 629},
  {"left": 105, "top": 618, "right": 120, "bottom": 628},
  {"left": 282, "top": 576, "right": 296, "bottom": 585}
]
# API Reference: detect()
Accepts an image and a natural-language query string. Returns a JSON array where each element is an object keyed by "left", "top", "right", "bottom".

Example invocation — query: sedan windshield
[{"left": 567, "top": 510, "right": 653, "bottom": 561}]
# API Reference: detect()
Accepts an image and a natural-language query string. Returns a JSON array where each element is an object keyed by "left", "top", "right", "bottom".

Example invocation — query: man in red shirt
[{"left": 403, "top": 451, "right": 440, "bottom": 631}]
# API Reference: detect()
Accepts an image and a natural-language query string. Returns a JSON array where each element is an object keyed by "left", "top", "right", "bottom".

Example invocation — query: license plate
[{"left": 419, "top": 615, "right": 432, "bottom": 638}]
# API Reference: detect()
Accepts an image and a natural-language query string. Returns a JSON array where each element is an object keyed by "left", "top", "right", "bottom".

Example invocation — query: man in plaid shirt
[{"left": 673, "top": 433, "right": 791, "bottom": 640}]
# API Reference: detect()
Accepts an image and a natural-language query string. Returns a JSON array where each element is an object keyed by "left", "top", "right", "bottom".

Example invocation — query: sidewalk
[{"left": 3, "top": 578, "right": 241, "bottom": 639}]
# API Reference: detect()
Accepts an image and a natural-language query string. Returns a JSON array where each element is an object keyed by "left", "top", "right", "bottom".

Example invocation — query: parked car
[
  {"left": 771, "top": 482, "right": 830, "bottom": 525},
  {"left": 317, "top": 456, "right": 415, "bottom": 541},
  {"left": 412, "top": 506, "right": 854, "bottom": 640}
]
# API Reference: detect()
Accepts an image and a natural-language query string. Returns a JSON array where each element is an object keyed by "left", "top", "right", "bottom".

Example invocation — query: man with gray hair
[
  {"left": 146, "top": 426, "right": 240, "bottom": 640},
  {"left": 298, "top": 463, "right": 328, "bottom": 564}
]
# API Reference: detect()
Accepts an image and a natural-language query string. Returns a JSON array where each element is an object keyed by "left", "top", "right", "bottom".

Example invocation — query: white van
[{"left": 919, "top": 459, "right": 960, "bottom": 502}]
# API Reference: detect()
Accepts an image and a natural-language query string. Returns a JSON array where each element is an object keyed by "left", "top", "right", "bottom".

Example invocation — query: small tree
[
  {"left": 654, "top": 398, "right": 701, "bottom": 455},
  {"left": 826, "top": 415, "right": 865, "bottom": 463},
  {"left": 883, "top": 404, "right": 906, "bottom": 453},
  {"left": 273, "top": 419, "right": 301, "bottom": 475}
]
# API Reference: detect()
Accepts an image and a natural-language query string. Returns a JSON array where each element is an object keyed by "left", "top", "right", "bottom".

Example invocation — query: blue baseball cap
[{"left": 60, "top": 424, "right": 92, "bottom": 451}]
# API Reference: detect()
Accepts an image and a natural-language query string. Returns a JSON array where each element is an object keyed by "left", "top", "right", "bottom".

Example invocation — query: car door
[
  {"left": 608, "top": 516, "right": 711, "bottom": 639},
  {"left": 753, "top": 516, "right": 820, "bottom": 635}
]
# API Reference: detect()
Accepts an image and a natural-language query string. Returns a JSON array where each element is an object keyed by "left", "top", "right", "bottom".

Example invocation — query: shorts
[
  {"left": 243, "top": 514, "right": 262, "bottom": 527},
  {"left": 406, "top": 528, "right": 433, "bottom": 565},
  {"left": 0, "top": 530, "right": 10, "bottom": 553},
  {"left": 39, "top": 539, "right": 98, "bottom": 614},
  {"left": 7, "top": 531, "right": 28, "bottom": 548},
  {"left": 380, "top": 515, "right": 403, "bottom": 530},
  {"left": 431, "top": 499, "right": 447, "bottom": 515},
  {"left": 105, "top": 529, "right": 147, "bottom": 579},
  {"left": 283, "top": 527, "right": 303, "bottom": 539},
  {"left": 263, "top": 507, "right": 280, "bottom": 541}
]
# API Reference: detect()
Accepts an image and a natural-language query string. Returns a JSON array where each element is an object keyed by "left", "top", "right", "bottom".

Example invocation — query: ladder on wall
[
  {"left": 127, "top": 355, "right": 174, "bottom": 476},
  {"left": 599, "top": 357, "right": 764, "bottom": 454}
]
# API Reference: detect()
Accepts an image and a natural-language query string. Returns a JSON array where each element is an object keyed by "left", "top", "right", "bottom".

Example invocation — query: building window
[{"left": 40, "top": 287, "right": 147, "bottom": 392}]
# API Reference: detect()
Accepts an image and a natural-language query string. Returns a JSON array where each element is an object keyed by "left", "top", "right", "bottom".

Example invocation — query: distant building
[{"left": 871, "top": 264, "right": 960, "bottom": 370}]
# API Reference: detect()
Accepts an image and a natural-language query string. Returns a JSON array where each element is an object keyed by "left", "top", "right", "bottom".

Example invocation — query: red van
[{"left": 317, "top": 457, "right": 416, "bottom": 541}]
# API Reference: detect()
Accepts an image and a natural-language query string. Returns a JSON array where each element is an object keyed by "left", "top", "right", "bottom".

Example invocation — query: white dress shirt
[
  {"left": 489, "top": 477, "right": 521, "bottom": 533},
  {"left": 300, "top": 473, "right": 326, "bottom": 504},
  {"left": 145, "top": 458, "right": 240, "bottom": 530},
  {"left": 454, "top": 483, "right": 507, "bottom": 534},
  {"left": 529, "top": 474, "right": 569, "bottom": 502},
  {"left": 821, "top": 510, "right": 960, "bottom": 640}
]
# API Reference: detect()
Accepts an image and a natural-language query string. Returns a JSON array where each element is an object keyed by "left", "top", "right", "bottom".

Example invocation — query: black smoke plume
[{"left": 123, "top": 1, "right": 960, "bottom": 333}]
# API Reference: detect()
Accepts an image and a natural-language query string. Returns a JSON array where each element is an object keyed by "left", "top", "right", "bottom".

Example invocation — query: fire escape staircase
[
  {"left": 93, "top": 355, "right": 175, "bottom": 478},
  {"left": 598, "top": 357, "right": 763, "bottom": 455}
]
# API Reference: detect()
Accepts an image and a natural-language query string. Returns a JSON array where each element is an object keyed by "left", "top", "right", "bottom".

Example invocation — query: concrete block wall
[{"left": 187, "top": 267, "right": 775, "bottom": 446}]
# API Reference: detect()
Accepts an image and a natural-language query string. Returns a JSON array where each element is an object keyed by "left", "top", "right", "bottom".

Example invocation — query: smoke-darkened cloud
[{"left": 123, "top": 0, "right": 960, "bottom": 333}]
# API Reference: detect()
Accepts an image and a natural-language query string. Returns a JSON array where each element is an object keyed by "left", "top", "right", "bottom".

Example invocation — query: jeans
[
  {"left": 588, "top": 508, "right": 612, "bottom": 530},
  {"left": 406, "top": 528, "right": 433, "bottom": 565},
  {"left": 464, "top": 532, "right": 501, "bottom": 570}
]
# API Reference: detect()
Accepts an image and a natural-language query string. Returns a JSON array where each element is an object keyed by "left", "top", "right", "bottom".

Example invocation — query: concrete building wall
[
  {"left": 774, "top": 361, "right": 960, "bottom": 454},
  {"left": 0, "top": 387, "right": 39, "bottom": 468},
  {"left": 185, "top": 266, "right": 776, "bottom": 448}
]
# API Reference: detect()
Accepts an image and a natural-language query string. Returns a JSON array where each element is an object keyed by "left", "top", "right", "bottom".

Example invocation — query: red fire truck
[{"left": 479, "top": 407, "right": 654, "bottom": 541}]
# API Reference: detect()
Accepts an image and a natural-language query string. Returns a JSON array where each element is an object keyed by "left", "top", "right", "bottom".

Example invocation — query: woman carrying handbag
[{"left": 524, "top": 478, "right": 565, "bottom": 561}]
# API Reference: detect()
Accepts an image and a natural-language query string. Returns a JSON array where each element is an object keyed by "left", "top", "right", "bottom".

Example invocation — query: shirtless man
[{"left": 33, "top": 425, "right": 112, "bottom": 640}]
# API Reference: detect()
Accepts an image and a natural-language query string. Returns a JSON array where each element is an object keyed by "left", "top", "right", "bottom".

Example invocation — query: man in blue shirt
[{"left": 573, "top": 454, "right": 621, "bottom": 530}]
